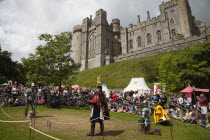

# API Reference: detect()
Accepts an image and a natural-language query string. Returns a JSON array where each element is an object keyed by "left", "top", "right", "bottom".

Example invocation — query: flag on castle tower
[{"left": 97, "top": 75, "right": 101, "bottom": 84}]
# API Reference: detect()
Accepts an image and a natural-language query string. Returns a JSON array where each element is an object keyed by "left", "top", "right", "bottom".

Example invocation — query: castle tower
[
  {"left": 94, "top": 9, "right": 108, "bottom": 67},
  {"left": 111, "top": 18, "right": 121, "bottom": 59},
  {"left": 72, "top": 25, "right": 82, "bottom": 64},
  {"left": 112, "top": 18, "right": 120, "bottom": 34},
  {"left": 178, "top": 0, "right": 194, "bottom": 38}
]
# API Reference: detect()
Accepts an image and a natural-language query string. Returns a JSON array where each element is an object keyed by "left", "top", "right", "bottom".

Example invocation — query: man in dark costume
[{"left": 86, "top": 86, "right": 108, "bottom": 136}]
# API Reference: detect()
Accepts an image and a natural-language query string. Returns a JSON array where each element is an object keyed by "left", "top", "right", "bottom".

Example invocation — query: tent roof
[
  {"left": 1, "top": 83, "right": 8, "bottom": 86},
  {"left": 180, "top": 85, "right": 194, "bottom": 93},
  {"left": 194, "top": 88, "right": 209, "bottom": 93},
  {"left": 124, "top": 77, "right": 151, "bottom": 92},
  {"left": 71, "top": 84, "right": 80, "bottom": 89},
  {"left": 102, "top": 83, "right": 110, "bottom": 98},
  {"left": 180, "top": 85, "right": 209, "bottom": 93}
]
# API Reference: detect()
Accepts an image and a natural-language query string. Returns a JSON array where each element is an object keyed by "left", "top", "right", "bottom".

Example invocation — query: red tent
[
  {"left": 180, "top": 85, "right": 194, "bottom": 93},
  {"left": 71, "top": 84, "right": 80, "bottom": 90},
  {"left": 180, "top": 85, "right": 209, "bottom": 103}
]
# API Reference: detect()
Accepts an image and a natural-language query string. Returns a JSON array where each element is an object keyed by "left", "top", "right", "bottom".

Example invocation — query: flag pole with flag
[{"left": 96, "top": 75, "right": 101, "bottom": 87}]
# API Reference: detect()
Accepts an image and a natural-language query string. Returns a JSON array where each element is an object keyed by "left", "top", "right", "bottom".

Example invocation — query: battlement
[
  {"left": 123, "top": 14, "right": 162, "bottom": 33},
  {"left": 160, "top": 0, "right": 178, "bottom": 9},
  {"left": 112, "top": 18, "right": 120, "bottom": 24},
  {"left": 73, "top": 25, "right": 82, "bottom": 33},
  {"left": 96, "top": 9, "right": 107, "bottom": 16},
  {"left": 82, "top": 17, "right": 89, "bottom": 24}
]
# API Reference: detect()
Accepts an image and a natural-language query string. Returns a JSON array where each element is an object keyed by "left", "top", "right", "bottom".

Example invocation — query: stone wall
[{"left": 114, "top": 31, "right": 208, "bottom": 62}]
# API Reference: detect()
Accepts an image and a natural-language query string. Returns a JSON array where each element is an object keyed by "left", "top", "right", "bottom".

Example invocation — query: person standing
[
  {"left": 86, "top": 86, "right": 108, "bottom": 136},
  {"left": 199, "top": 93, "right": 208, "bottom": 122},
  {"left": 24, "top": 83, "right": 37, "bottom": 118},
  {"left": 177, "top": 94, "right": 184, "bottom": 108}
]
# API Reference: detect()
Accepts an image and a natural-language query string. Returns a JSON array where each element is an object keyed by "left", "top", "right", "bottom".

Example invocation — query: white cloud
[{"left": 0, "top": 0, "right": 209, "bottom": 61}]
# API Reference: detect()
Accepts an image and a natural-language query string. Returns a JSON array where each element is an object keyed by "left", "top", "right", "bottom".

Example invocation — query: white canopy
[
  {"left": 124, "top": 77, "right": 151, "bottom": 95},
  {"left": 102, "top": 83, "right": 110, "bottom": 98}
]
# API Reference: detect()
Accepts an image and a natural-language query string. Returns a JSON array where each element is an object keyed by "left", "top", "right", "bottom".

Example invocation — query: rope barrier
[
  {"left": 0, "top": 107, "right": 26, "bottom": 120},
  {"left": 0, "top": 120, "right": 29, "bottom": 123},
  {"left": 29, "top": 126, "right": 60, "bottom": 140}
]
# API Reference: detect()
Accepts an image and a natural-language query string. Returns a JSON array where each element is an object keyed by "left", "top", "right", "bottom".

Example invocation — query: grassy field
[{"left": 0, "top": 106, "right": 210, "bottom": 140}]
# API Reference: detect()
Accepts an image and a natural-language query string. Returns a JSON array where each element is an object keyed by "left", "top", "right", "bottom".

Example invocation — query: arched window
[
  {"left": 137, "top": 37, "right": 141, "bottom": 47},
  {"left": 170, "top": 18, "right": 175, "bottom": 25},
  {"left": 147, "top": 34, "right": 152, "bottom": 44},
  {"left": 171, "top": 29, "right": 176, "bottom": 37},
  {"left": 157, "top": 30, "right": 162, "bottom": 41},
  {"left": 89, "top": 34, "right": 95, "bottom": 50},
  {"left": 129, "top": 40, "right": 133, "bottom": 49},
  {"left": 88, "top": 33, "right": 96, "bottom": 58}
]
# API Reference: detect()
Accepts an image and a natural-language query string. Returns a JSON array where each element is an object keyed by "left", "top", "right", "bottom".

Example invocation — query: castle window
[
  {"left": 146, "top": 34, "right": 152, "bottom": 44},
  {"left": 171, "top": 29, "right": 176, "bottom": 37},
  {"left": 137, "top": 37, "right": 141, "bottom": 47},
  {"left": 165, "top": 12, "right": 168, "bottom": 19},
  {"left": 89, "top": 38, "right": 92, "bottom": 50},
  {"left": 157, "top": 30, "right": 162, "bottom": 41},
  {"left": 154, "top": 23, "right": 157, "bottom": 27},
  {"left": 88, "top": 33, "right": 96, "bottom": 58},
  {"left": 170, "top": 9, "right": 175, "bottom": 14},
  {"left": 170, "top": 18, "right": 175, "bottom": 25},
  {"left": 129, "top": 40, "right": 133, "bottom": 49}
]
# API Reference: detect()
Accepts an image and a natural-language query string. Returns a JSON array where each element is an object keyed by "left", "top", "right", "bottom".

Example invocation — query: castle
[{"left": 72, "top": 0, "right": 209, "bottom": 71}]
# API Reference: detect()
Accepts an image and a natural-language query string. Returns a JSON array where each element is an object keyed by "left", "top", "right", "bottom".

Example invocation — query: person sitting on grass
[
  {"left": 110, "top": 103, "right": 117, "bottom": 112},
  {"left": 183, "top": 109, "right": 190, "bottom": 121},
  {"left": 117, "top": 106, "right": 124, "bottom": 113},
  {"left": 123, "top": 106, "right": 130, "bottom": 113},
  {"left": 128, "top": 105, "right": 135, "bottom": 114}
]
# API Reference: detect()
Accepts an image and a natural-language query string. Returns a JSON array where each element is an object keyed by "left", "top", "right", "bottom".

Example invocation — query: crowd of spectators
[{"left": 0, "top": 83, "right": 210, "bottom": 130}]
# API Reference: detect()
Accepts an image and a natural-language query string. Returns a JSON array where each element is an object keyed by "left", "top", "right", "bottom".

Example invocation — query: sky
[{"left": 0, "top": 0, "right": 209, "bottom": 61}]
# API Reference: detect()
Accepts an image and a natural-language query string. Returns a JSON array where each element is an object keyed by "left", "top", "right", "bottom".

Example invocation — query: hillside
[{"left": 72, "top": 40, "right": 210, "bottom": 89}]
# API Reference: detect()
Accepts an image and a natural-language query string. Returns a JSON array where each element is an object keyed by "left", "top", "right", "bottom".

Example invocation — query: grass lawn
[{"left": 0, "top": 106, "right": 210, "bottom": 140}]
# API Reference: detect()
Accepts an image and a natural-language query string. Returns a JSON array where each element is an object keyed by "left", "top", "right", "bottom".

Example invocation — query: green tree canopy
[
  {"left": 177, "top": 41, "right": 210, "bottom": 88},
  {"left": 0, "top": 47, "right": 26, "bottom": 84},
  {"left": 157, "top": 53, "right": 182, "bottom": 95},
  {"left": 22, "top": 32, "right": 80, "bottom": 90}
]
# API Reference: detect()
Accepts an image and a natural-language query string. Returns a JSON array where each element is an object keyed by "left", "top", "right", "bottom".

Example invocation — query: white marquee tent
[
  {"left": 124, "top": 77, "right": 151, "bottom": 95},
  {"left": 102, "top": 83, "right": 110, "bottom": 98}
]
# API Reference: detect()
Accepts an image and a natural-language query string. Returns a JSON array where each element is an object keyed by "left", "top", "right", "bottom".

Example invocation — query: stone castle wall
[{"left": 114, "top": 29, "right": 209, "bottom": 62}]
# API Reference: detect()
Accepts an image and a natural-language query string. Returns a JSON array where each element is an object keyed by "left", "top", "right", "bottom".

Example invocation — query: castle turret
[
  {"left": 95, "top": 9, "right": 107, "bottom": 26},
  {"left": 147, "top": 11, "right": 151, "bottom": 21},
  {"left": 72, "top": 25, "right": 82, "bottom": 64},
  {"left": 137, "top": 15, "right": 141, "bottom": 25},
  {"left": 178, "top": 0, "right": 194, "bottom": 38},
  {"left": 112, "top": 18, "right": 120, "bottom": 34},
  {"left": 80, "top": 17, "right": 90, "bottom": 70}
]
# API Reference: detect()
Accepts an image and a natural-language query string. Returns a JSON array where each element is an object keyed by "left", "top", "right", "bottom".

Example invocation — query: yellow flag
[{"left": 97, "top": 75, "right": 101, "bottom": 84}]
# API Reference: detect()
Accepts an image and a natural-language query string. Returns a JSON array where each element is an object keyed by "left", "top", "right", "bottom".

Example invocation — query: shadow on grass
[
  {"left": 35, "top": 115, "right": 54, "bottom": 118},
  {"left": 104, "top": 130, "right": 124, "bottom": 136},
  {"left": 42, "top": 105, "right": 90, "bottom": 111}
]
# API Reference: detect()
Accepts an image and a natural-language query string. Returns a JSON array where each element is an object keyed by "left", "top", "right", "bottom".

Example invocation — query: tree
[
  {"left": 177, "top": 41, "right": 210, "bottom": 88},
  {"left": 22, "top": 32, "right": 81, "bottom": 91},
  {"left": 157, "top": 53, "right": 182, "bottom": 95},
  {"left": 0, "top": 46, "right": 26, "bottom": 84}
]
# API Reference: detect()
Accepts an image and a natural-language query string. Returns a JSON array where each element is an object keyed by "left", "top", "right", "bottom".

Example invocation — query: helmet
[{"left": 142, "top": 100, "right": 148, "bottom": 107}]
